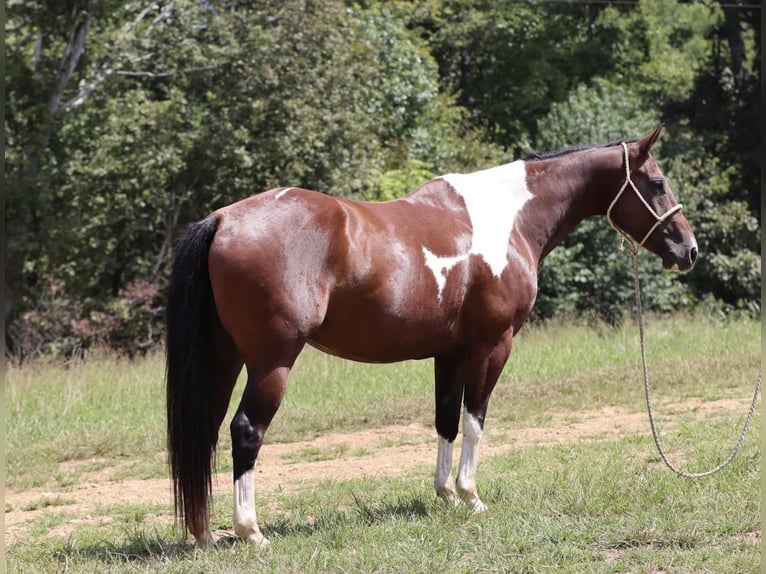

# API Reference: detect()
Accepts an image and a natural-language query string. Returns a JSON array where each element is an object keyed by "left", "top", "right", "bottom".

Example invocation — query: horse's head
[{"left": 606, "top": 125, "right": 698, "bottom": 272}]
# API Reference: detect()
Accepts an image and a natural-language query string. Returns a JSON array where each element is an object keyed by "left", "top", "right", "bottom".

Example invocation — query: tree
[
  {"left": 5, "top": 0, "right": 495, "bottom": 357},
  {"left": 6, "top": 1, "right": 225, "bottom": 356},
  {"left": 397, "top": 0, "right": 610, "bottom": 154},
  {"left": 5, "top": 1, "right": 759, "bottom": 358}
]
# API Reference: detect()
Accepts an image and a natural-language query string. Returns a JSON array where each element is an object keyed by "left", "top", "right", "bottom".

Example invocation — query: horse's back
[{"left": 205, "top": 186, "right": 469, "bottom": 362}]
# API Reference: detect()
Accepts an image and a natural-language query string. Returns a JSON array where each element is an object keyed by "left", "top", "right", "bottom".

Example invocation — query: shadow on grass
[
  {"left": 351, "top": 492, "right": 432, "bottom": 524},
  {"left": 44, "top": 525, "right": 198, "bottom": 567},
  {"left": 35, "top": 495, "right": 435, "bottom": 568},
  {"left": 263, "top": 492, "right": 434, "bottom": 539}
]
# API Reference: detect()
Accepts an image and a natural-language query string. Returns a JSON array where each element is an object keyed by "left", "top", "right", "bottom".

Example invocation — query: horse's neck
[{"left": 523, "top": 149, "right": 620, "bottom": 263}]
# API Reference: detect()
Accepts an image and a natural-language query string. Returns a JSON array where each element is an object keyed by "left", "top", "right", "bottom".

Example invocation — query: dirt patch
[{"left": 4, "top": 397, "right": 756, "bottom": 546}]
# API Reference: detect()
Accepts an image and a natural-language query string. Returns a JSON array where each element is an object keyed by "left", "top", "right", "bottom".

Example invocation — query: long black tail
[{"left": 165, "top": 216, "right": 219, "bottom": 538}]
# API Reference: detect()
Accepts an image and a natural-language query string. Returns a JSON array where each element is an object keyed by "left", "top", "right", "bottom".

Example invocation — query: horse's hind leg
[{"left": 230, "top": 340, "right": 304, "bottom": 547}]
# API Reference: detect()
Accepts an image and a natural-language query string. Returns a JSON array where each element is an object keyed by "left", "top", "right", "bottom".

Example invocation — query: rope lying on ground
[{"left": 629, "top": 252, "right": 761, "bottom": 478}]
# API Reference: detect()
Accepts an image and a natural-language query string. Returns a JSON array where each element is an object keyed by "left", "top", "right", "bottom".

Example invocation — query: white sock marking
[
  {"left": 233, "top": 467, "right": 268, "bottom": 546},
  {"left": 456, "top": 409, "right": 486, "bottom": 512},
  {"left": 434, "top": 436, "right": 455, "bottom": 496},
  {"left": 234, "top": 467, "right": 257, "bottom": 530}
]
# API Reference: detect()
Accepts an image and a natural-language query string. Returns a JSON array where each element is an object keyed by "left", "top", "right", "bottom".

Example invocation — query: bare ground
[{"left": 3, "top": 397, "right": 754, "bottom": 546}]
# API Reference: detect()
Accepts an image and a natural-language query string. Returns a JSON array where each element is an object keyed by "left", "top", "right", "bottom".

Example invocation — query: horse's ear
[{"left": 636, "top": 124, "right": 664, "bottom": 159}]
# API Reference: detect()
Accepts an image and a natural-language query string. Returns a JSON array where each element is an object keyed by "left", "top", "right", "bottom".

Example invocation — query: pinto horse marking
[
  {"left": 274, "top": 186, "right": 295, "bottom": 200},
  {"left": 422, "top": 249, "right": 468, "bottom": 301},
  {"left": 165, "top": 127, "right": 698, "bottom": 548},
  {"left": 441, "top": 160, "right": 533, "bottom": 278},
  {"left": 422, "top": 161, "right": 532, "bottom": 301}
]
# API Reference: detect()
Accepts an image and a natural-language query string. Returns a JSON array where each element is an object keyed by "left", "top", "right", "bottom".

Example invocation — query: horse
[{"left": 165, "top": 125, "right": 697, "bottom": 548}]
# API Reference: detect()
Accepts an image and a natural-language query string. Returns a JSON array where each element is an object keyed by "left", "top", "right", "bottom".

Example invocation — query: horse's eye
[{"left": 651, "top": 179, "right": 665, "bottom": 194}]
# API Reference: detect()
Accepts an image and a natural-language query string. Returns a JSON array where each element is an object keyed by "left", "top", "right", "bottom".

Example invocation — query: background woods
[{"left": 4, "top": 0, "right": 761, "bottom": 359}]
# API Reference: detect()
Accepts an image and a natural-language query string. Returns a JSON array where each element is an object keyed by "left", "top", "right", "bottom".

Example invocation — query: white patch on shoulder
[
  {"left": 274, "top": 187, "right": 295, "bottom": 200},
  {"left": 422, "top": 248, "right": 469, "bottom": 301},
  {"left": 441, "top": 161, "right": 532, "bottom": 277}
]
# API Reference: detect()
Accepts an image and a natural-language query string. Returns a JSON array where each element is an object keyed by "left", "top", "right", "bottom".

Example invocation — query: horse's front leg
[
  {"left": 455, "top": 408, "right": 488, "bottom": 513},
  {"left": 433, "top": 356, "right": 464, "bottom": 506},
  {"left": 456, "top": 331, "right": 514, "bottom": 514}
]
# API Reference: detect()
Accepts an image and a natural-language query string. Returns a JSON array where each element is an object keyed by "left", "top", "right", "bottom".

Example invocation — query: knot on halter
[{"left": 606, "top": 142, "right": 683, "bottom": 257}]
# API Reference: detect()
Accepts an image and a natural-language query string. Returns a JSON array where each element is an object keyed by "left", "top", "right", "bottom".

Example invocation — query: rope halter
[{"left": 606, "top": 142, "right": 683, "bottom": 255}]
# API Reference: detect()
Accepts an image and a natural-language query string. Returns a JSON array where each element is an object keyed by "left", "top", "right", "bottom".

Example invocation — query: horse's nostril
[{"left": 690, "top": 246, "right": 698, "bottom": 264}]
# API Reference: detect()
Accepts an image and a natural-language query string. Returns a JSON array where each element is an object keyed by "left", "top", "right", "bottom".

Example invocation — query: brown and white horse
[{"left": 166, "top": 126, "right": 697, "bottom": 547}]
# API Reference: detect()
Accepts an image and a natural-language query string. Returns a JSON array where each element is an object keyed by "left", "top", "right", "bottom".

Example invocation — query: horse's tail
[{"left": 165, "top": 216, "right": 220, "bottom": 538}]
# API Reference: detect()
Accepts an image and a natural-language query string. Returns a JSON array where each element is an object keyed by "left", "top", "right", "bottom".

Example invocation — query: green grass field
[{"left": 5, "top": 313, "right": 761, "bottom": 572}]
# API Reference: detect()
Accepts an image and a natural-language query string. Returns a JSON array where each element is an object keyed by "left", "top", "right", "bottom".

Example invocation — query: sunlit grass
[
  {"left": 5, "top": 313, "right": 760, "bottom": 572},
  {"left": 6, "top": 313, "right": 759, "bottom": 488},
  {"left": 7, "top": 406, "right": 759, "bottom": 573}
]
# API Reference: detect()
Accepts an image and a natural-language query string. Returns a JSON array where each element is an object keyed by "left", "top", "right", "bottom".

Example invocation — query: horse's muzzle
[{"left": 663, "top": 244, "right": 697, "bottom": 272}]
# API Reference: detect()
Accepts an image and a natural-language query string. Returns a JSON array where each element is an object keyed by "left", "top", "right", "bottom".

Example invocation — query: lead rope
[{"left": 629, "top": 251, "right": 761, "bottom": 478}]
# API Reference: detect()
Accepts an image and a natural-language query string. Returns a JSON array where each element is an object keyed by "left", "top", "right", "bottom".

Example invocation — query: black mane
[{"left": 524, "top": 139, "right": 635, "bottom": 162}]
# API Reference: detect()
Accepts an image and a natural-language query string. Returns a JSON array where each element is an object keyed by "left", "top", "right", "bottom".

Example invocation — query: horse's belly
[{"left": 306, "top": 303, "right": 455, "bottom": 363}]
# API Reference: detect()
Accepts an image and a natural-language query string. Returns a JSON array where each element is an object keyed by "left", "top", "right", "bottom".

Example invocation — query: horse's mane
[{"left": 524, "top": 139, "right": 636, "bottom": 162}]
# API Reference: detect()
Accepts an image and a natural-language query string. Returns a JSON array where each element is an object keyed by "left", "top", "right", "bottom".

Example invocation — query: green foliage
[
  {"left": 365, "top": 160, "right": 436, "bottom": 201},
  {"left": 4, "top": 0, "right": 760, "bottom": 357},
  {"left": 400, "top": 0, "right": 609, "bottom": 152},
  {"left": 596, "top": 0, "right": 722, "bottom": 101},
  {"left": 663, "top": 132, "right": 761, "bottom": 312},
  {"left": 531, "top": 79, "right": 661, "bottom": 154},
  {"left": 195, "top": 0, "right": 442, "bottom": 198}
]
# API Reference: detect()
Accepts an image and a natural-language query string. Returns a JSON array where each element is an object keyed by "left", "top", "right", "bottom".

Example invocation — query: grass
[
  {"left": 20, "top": 496, "right": 75, "bottom": 512},
  {"left": 5, "top": 313, "right": 761, "bottom": 572},
  {"left": 6, "top": 312, "right": 757, "bottom": 487},
  {"left": 281, "top": 444, "right": 351, "bottom": 464},
  {"left": 7, "top": 425, "right": 760, "bottom": 572}
]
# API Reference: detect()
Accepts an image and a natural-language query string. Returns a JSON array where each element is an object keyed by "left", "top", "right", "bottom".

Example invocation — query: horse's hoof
[
  {"left": 234, "top": 519, "right": 270, "bottom": 548},
  {"left": 436, "top": 488, "right": 460, "bottom": 508},
  {"left": 194, "top": 531, "right": 217, "bottom": 549},
  {"left": 245, "top": 533, "right": 270, "bottom": 549},
  {"left": 467, "top": 498, "right": 487, "bottom": 515}
]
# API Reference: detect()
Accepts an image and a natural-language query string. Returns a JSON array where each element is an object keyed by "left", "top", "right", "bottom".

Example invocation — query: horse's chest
[{"left": 453, "top": 253, "right": 536, "bottom": 332}]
